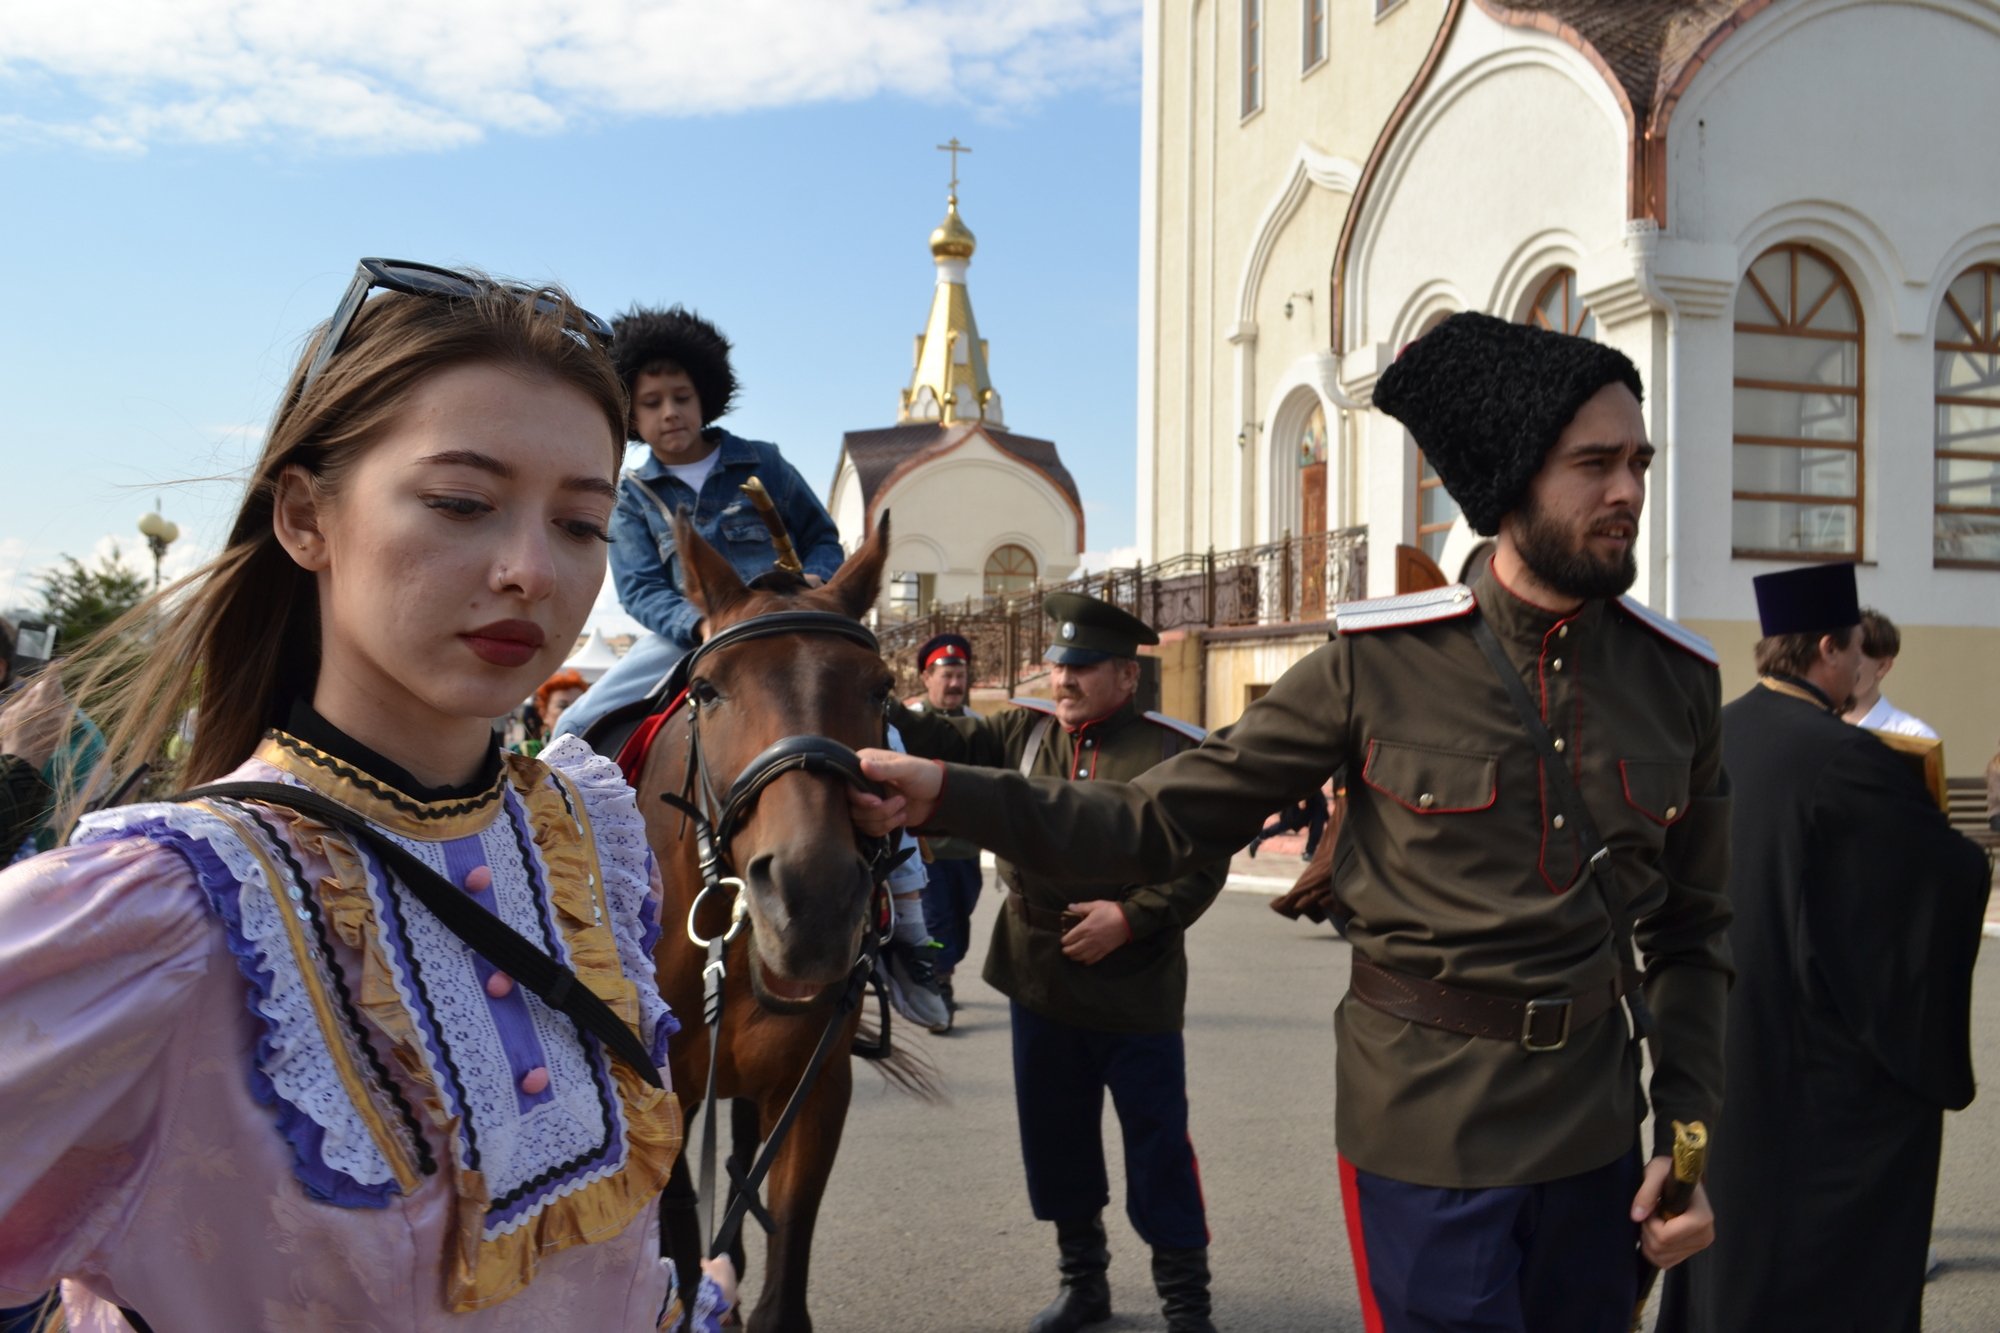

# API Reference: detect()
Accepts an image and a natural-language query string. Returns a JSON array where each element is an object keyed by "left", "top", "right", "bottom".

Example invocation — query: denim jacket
[{"left": 610, "top": 428, "right": 845, "bottom": 650}]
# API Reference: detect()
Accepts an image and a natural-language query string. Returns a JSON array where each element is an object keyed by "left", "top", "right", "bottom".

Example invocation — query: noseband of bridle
[{"left": 654, "top": 607, "right": 909, "bottom": 1261}]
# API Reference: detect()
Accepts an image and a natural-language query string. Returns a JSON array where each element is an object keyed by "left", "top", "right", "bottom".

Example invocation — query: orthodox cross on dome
[{"left": 936, "top": 136, "right": 973, "bottom": 193}]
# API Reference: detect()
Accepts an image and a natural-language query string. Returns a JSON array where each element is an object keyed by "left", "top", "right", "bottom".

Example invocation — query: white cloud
[
  {"left": 1075, "top": 543, "right": 1140, "bottom": 575},
  {"left": 0, "top": 0, "right": 1141, "bottom": 153}
]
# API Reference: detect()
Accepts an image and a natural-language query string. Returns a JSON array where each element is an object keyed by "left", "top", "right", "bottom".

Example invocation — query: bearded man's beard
[{"left": 1512, "top": 497, "right": 1638, "bottom": 600}]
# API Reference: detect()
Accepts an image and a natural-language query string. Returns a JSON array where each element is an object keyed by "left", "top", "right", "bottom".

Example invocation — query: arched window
[
  {"left": 1731, "top": 244, "right": 1863, "bottom": 559},
  {"left": 1934, "top": 263, "right": 2000, "bottom": 567},
  {"left": 1527, "top": 268, "right": 1596, "bottom": 341},
  {"left": 1409, "top": 310, "right": 1459, "bottom": 561},
  {"left": 983, "top": 544, "right": 1038, "bottom": 596}
]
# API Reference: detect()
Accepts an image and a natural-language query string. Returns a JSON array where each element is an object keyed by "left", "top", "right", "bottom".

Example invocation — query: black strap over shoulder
[
  {"left": 174, "top": 781, "right": 663, "bottom": 1088},
  {"left": 1467, "top": 612, "right": 1654, "bottom": 1039}
]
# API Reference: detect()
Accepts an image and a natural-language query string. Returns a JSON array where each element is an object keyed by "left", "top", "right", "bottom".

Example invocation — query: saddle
[{"left": 580, "top": 676, "right": 685, "bottom": 787}]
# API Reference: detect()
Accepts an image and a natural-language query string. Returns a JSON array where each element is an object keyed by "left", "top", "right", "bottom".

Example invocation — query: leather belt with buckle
[{"left": 1348, "top": 956, "right": 1624, "bottom": 1053}]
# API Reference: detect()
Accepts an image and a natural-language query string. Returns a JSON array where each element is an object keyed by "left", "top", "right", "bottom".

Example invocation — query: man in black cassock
[{"left": 1658, "top": 563, "right": 1990, "bottom": 1333}]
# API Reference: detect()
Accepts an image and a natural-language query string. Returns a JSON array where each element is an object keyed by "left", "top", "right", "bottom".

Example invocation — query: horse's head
[{"left": 672, "top": 509, "right": 893, "bottom": 1009}]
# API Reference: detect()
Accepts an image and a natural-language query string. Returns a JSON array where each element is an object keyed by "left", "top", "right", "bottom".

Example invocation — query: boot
[
  {"left": 1027, "top": 1214, "right": 1112, "bottom": 1333},
  {"left": 1152, "top": 1246, "right": 1218, "bottom": 1333}
]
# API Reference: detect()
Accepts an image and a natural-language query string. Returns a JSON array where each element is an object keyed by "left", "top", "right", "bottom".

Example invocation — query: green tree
[{"left": 38, "top": 546, "right": 149, "bottom": 651}]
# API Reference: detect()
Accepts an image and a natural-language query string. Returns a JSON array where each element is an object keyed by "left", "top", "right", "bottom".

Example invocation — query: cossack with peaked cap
[
  {"left": 918, "top": 633, "right": 972, "bottom": 671},
  {"left": 1042, "top": 592, "right": 1159, "bottom": 665},
  {"left": 1373, "top": 311, "right": 1644, "bottom": 537},
  {"left": 610, "top": 304, "right": 738, "bottom": 438},
  {"left": 1752, "top": 562, "right": 1861, "bottom": 638}
]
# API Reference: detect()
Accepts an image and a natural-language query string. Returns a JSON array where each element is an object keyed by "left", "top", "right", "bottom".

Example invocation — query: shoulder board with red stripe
[
  {"left": 1616, "top": 596, "right": 1718, "bottom": 666},
  {"left": 1333, "top": 584, "right": 1477, "bottom": 635},
  {"left": 1009, "top": 696, "right": 1058, "bottom": 716},
  {"left": 1143, "top": 711, "right": 1207, "bottom": 743}
]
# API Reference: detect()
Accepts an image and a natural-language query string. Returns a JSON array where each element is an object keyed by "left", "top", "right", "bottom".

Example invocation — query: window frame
[
  {"left": 1409, "top": 310, "right": 1457, "bottom": 559},
  {"left": 1730, "top": 243, "right": 1866, "bottom": 563},
  {"left": 983, "top": 543, "right": 1039, "bottom": 597},
  {"left": 1526, "top": 268, "right": 1595, "bottom": 340},
  {"left": 1934, "top": 262, "right": 2000, "bottom": 570},
  {"left": 1302, "top": 0, "right": 1327, "bottom": 74},
  {"left": 1374, "top": 0, "right": 1406, "bottom": 19},
  {"left": 1242, "top": 0, "right": 1264, "bottom": 120}
]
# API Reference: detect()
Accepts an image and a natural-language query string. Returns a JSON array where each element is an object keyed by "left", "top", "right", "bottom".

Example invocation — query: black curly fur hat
[
  {"left": 611, "top": 305, "right": 738, "bottom": 437},
  {"left": 1373, "top": 311, "right": 1643, "bottom": 536}
]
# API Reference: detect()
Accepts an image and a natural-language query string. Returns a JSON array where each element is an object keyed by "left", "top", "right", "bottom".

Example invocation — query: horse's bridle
[
  {"left": 659, "top": 609, "right": 904, "bottom": 933},
  {"left": 653, "top": 607, "right": 907, "bottom": 1262}
]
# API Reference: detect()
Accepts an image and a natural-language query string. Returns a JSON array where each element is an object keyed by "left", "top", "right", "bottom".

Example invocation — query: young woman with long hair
[{"left": 0, "top": 261, "right": 731, "bottom": 1330}]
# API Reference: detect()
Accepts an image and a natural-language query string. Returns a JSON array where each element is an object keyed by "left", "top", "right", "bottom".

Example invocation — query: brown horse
[{"left": 636, "top": 511, "right": 914, "bottom": 1332}]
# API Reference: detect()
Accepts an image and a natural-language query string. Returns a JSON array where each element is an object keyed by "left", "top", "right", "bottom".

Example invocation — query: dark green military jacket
[
  {"left": 921, "top": 565, "right": 1733, "bottom": 1189},
  {"left": 891, "top": 696, "right": 1229, "bottom": 1035},
  {"left": 898, "top": 699, "right": 979, "bottom": 862}
]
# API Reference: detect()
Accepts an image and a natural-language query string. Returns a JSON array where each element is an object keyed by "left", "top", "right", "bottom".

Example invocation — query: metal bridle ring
[{"left": 686, "top": 876, "right": 749, "bottom": 948}]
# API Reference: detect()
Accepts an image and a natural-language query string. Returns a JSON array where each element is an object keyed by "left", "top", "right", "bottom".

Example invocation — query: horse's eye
[{"left": 690, "top": 679, "right": 721, "bottom": 707}]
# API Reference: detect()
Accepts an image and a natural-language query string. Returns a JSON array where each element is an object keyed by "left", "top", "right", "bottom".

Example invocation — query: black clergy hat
[
  {"left": 1752, "top": 562, "right": 1861, "bottom": 637},
  {"left": 918, "top": 633, "right": 972, "bottom": 671},
  {"left": 1373, "top": 311, "right": 1644, "bottom": 536},
  {"left": 1043, "top": 592, "right": 1158, "bottom": 665}
]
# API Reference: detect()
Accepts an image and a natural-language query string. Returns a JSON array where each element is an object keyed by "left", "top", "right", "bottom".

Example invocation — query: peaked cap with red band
[{"left": 919, "top": 633, "right": 973, "bottom": 672}]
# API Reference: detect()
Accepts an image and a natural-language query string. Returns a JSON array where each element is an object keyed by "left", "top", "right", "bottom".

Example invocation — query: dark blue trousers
[
  {"left": 920, "top": 855, "right": 982, "bottom": 973},
  {"left": 1340, "top": 1149, "right": 1642, "bottom": 1333},
  {"left": 1009, "top": 1001, "right": 1208, "bottom": 1249}
]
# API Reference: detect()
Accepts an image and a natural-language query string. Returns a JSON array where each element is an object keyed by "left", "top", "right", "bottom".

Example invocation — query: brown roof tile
[
  {"left": 1477, "top": 0, "right": 1743, "bottom": 117},
  {"left": 838, "top": 421, "right": 1083, "bottom": 521}
]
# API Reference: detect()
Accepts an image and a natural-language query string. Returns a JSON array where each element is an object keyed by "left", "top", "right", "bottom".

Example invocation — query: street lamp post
[{"left": 137, "top": 502, "right": 180, "bottom": 590}]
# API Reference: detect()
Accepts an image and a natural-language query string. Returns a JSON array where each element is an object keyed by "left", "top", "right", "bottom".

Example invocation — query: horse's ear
[
  {"left": 674, "top": 510, "right": 750, "bottom": 623},
  {"left": 823, "top": 510, "right": 890, "bottom": 622}
]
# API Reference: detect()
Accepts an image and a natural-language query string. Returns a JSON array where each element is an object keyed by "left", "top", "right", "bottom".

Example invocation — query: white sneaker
[{"left": 882, "top": 943, "right": 951, "bottom": 1033}]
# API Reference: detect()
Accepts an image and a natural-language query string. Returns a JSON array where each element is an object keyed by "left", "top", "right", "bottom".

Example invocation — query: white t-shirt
[
  {"left": 1855, "top": 695, "right": 1939, "bottom": 740},
  {"left": 663, "top": 448, "right": 722, "bottom": 496}
]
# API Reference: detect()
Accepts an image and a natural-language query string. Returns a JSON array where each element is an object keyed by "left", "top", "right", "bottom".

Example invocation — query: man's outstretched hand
[{"left": 853, "top": 749, "right": 944, "bottom": 835}]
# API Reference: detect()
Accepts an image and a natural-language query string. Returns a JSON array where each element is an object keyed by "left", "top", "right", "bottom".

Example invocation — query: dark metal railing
[{"left": 877, "top": 527, "right": 1367, "bottom": 696}]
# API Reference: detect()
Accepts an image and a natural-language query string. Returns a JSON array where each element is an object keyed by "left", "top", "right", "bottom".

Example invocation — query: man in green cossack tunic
[
  {"left": 861, "top": 312, "right": 1729, "bottom": 1333},
  {"left": 891, "top": 594, "right": 1229, "bottom": 1333}
]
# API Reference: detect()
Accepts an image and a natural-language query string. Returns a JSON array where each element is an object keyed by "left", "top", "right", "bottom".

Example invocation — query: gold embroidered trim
[
  {"left": 254, "top": 732, "right": 506, "bottom": 840},
  {"left": 437, "top": 755, "right": 680, "bottom": 1311}
]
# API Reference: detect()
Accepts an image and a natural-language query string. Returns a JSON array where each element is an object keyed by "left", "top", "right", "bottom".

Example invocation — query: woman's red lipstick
[{"left": 462, "top": 620, "right": 545, "bottom": 668}]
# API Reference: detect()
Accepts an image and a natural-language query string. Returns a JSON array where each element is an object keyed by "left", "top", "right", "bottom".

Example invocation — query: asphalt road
[{"left": 732, "top": 872, "right": 2000, "bottom": 1332}]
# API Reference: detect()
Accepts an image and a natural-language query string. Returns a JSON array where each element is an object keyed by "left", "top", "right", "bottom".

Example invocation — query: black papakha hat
[
  {"left": 918, "top": 633, "right": 972, "bottom": 671},
  {"left": 1373, "top": 311, "right": 1644, "bottom": 537},
  {"left": 1043, "top": 592, "right": 1159, "bottom": 665},
  {"left": 610, "top": 305, "right": 738, "bottom": 437},
  {"left": 1752, "top": 562, "right": 1861, "bottom": 637}
]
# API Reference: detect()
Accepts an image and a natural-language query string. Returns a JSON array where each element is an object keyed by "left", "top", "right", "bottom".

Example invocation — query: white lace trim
[
  {"left": 74, "top": 799, "right": 398, "bottom": 1192},
  {"left": 541, "top": 736, "right": 674, "bottom": 1055},
  {"left": 352, "top": 788, "right": 621, "bottom": 1221}
]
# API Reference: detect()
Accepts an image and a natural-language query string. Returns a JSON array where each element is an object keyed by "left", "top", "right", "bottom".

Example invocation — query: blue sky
[{"left": 0, "top": 1, "right": 1143, "bottom": 632}]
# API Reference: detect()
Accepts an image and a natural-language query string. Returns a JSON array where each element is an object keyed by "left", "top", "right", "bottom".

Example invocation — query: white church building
[
  {"left": 1141, "top": 0, "right": 2000, "bottom": 762},
  {"left": 830, "top": 177, "right": 1084, "bottom": 617}
]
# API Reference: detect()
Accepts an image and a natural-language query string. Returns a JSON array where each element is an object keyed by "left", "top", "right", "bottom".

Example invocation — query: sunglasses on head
[{"left": 296, "top": 257, "right": 615, "bottom": 401}]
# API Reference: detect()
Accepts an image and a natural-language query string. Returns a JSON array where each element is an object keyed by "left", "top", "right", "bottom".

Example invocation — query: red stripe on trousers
[{"left": 1338, "top": 1154, "right": 1386, "bottom": 1333}]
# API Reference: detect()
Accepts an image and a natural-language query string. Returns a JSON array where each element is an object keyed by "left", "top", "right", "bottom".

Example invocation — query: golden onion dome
[{"left": 929, "top": 194, "right": 976, "bottom": 261}]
